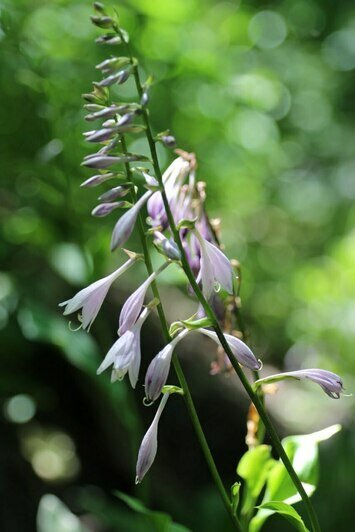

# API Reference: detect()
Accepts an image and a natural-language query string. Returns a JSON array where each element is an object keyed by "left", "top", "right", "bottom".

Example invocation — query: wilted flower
[
  {"left": 255, "top": 369, "right": 345, "bottom": 399},
  {"left": 111, "top": 190, "right": 152, "bottom": 251},
  {"left": 135, "top": 392, "right": 169, "bottom": 484},
  {"left": 97, "top": 307, "right": 150, "bottom": 388},
  {"left": 145, "top": 329, "right": 189, "bottom": 402},
  {"left": 59, "top": 256, "right": 137, "bottom": 331},
  {"left": 196, "top": 233, "right": 233, "bottom": 300},
  {"left": 199, "top": 328, "right": 262, "bottom": 371},
  {"left": 118, "top": 261, "right": 170, "bottom": 335}
]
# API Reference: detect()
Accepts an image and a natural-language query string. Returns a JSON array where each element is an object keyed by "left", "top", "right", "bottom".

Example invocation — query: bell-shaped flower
[
  {"left": 255, "top": 369, "right": 344, "bottom": 399},
  {"left": 196, "top": 233, "right": 233, "bottom": 300},
  {"left": 111, "top": 190, "right": 152, "bottom": 251},
  {"left": 145, "top": 329, "right": 189, "bottom": 403},
  {"left": 59, "top": 257, "right": 136, "bottom": 331},
  {"left": 118, "top": 261, "right": 170, "bottom": 335},
  {"left": 135, "top": 392, "right": 169, "bottom": 484},
  {"left": 97, "top": 307, "right": 150, "bottom": 388},
  {"left": 199, "top": 328, "right": 262, "bottom": 371},
  {"left": 147, "top": 156, "right": 190, "bottom": 228}
]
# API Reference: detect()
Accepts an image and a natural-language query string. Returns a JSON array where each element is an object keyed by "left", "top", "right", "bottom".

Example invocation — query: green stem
[
  {"left": 130, "top": 65, "right": 321, "bottom": 532},
  {"left": 119, "top": 134, "right": 241, "bottom": 531}
]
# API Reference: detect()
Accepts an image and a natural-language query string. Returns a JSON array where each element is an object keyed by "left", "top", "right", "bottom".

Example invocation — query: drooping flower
[
  {"left": 199, "top": 328, "right": 262, "bottom": 371},
  {"left": 118, "top": 261, "right": 170, "bottom": 335},
  {"left": 145, "top": 329, "right": 189, "bottom": 403},
  {"left": 111, "top": 190, "right": 152, "bottom": 251},
  {"left": 195, "top": 233, "right": 233, "bottom": 300},
  {"left": 59, "top": 256, "right": 136, "bottom": 331},
  {"left": 147, "top": 156, "right": 190, "bottom": 228},
  {"left": 135, "top": 392, "right": 169, "bottom": 484},
  {"left": 97, "top": 307, "right": 150, "bottom": 388},
  {"left": 255, "top": 369, "right": 344, "bottom": 399}
]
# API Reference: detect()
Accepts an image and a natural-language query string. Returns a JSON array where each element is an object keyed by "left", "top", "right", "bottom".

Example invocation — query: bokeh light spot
[
  {"left": 4, "top": 394, "right": 36, "bottom": 424},
  {"left": 248, "top": 11, "right": 287, "bottom": 49}
]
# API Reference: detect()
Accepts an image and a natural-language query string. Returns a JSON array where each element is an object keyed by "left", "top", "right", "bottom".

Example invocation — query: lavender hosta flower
[
  {"left": 147, "top": 156, "right": 190, "bottom": 227},
  {"left": 118, "top": 261, "right": 169, "bottom": 335},
  {"left": 59, "top": 257, "right": 136, "bottom": 331},
  {"left": 199, "top": 328, "right": 262, "bottom": 371},
  {"left": 97, "top": 307, "right": 150, "bottom": 388},
  {"left": 145, "top": 329, "right": 189, "bottom": 402},
  {"left": 111, "top": 190, "right": 152, "bottom": 251},
  {"left": 255, "top": 369, "right": 345, "bottom": 399},
  {"left": 135, "top": 392, "right": 169, "bottom": 484},
  {"left": 196, "top": 233, "right": 233, "bottom": 300}
]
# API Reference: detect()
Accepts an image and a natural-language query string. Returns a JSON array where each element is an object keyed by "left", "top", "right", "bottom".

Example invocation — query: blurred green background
[{"left": 1, "top": 0, "right": 354, "bottom": 530}]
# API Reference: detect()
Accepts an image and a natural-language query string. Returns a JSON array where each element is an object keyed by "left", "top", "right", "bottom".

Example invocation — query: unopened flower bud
[
  {"left": 96, "top": 56, "right": 130, "bottom": 74},
  {"left": 95, "top": 33, "right": 122, "bottom": 45},
  {"left": 91, "top": 15, "right": 113, "bottom": 28},
  {"left": 161, "top": 135, "right": 176, "bottom": 148},
  {"left": 85, "top": 105, "right": 120, "bottom": 122},
  {"left": 135, "top": 393, "right": 169, "bottom": 484},
  {"left": 111, "top": 190, "right": 152, "bottom": 251},
  {"left": 80, "top": 173, "right": 116, "bottom": 187},
  {"left": 145, "top": 330, "right": 188, "bottom": 402},
  {"left": 81, "top": 155, "right": 121, "bottom": 169},
  {"left": 141, "top": 91, "right": 149, "bottom": 106},
  {"left": 97, "top": 69, "right": 130, "bottom": 87},
  {"left": 86, "top": 127, "right": 117, "bottom": 143},
  {"left": 91, "top": 201, "right": 126, "bottom": 217},
  {"left": 117, "top": 113, "right": 134, "bottom": 127},
  {"left": 98, "top": 186, "right": 130, "bottom": 202},
  {"left": 93, "top": 2, "right": 106, "bottom": 14}
]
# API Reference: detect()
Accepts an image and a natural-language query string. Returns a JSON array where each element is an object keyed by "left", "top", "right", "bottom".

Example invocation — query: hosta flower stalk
[{"left": 59, "top": 7, "right": 348, "bottom": 532}]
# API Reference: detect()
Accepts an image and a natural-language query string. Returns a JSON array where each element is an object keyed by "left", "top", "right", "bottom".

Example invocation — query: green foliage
[
  {"left": 115, "top": 492, "right": 191, "bottom": 532},
  {"left": 256, "top": 502, "right": 309, "bottom": 532},
  {"left": 234, "top": 425, "right": 342, "bottom": 531}
]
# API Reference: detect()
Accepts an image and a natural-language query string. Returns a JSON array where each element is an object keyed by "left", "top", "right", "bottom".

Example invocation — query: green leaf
[
  {"left": 250, "top": 426, "right": 341, "bottom": 531},
  {"left": 256, "top": 502, "right": 309, "bottom": 532},
  {"left": 237, "top": 445, "right": 275, "bottom": 499},
  {"left": 268, "top": 425, "right": 341, "bottom": 505},
  {"left": 231, "top": 482, "right": 241, "bottom": 515},
  {"left": 115, "top": 492, "right": 191, "bottom": 532}
]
